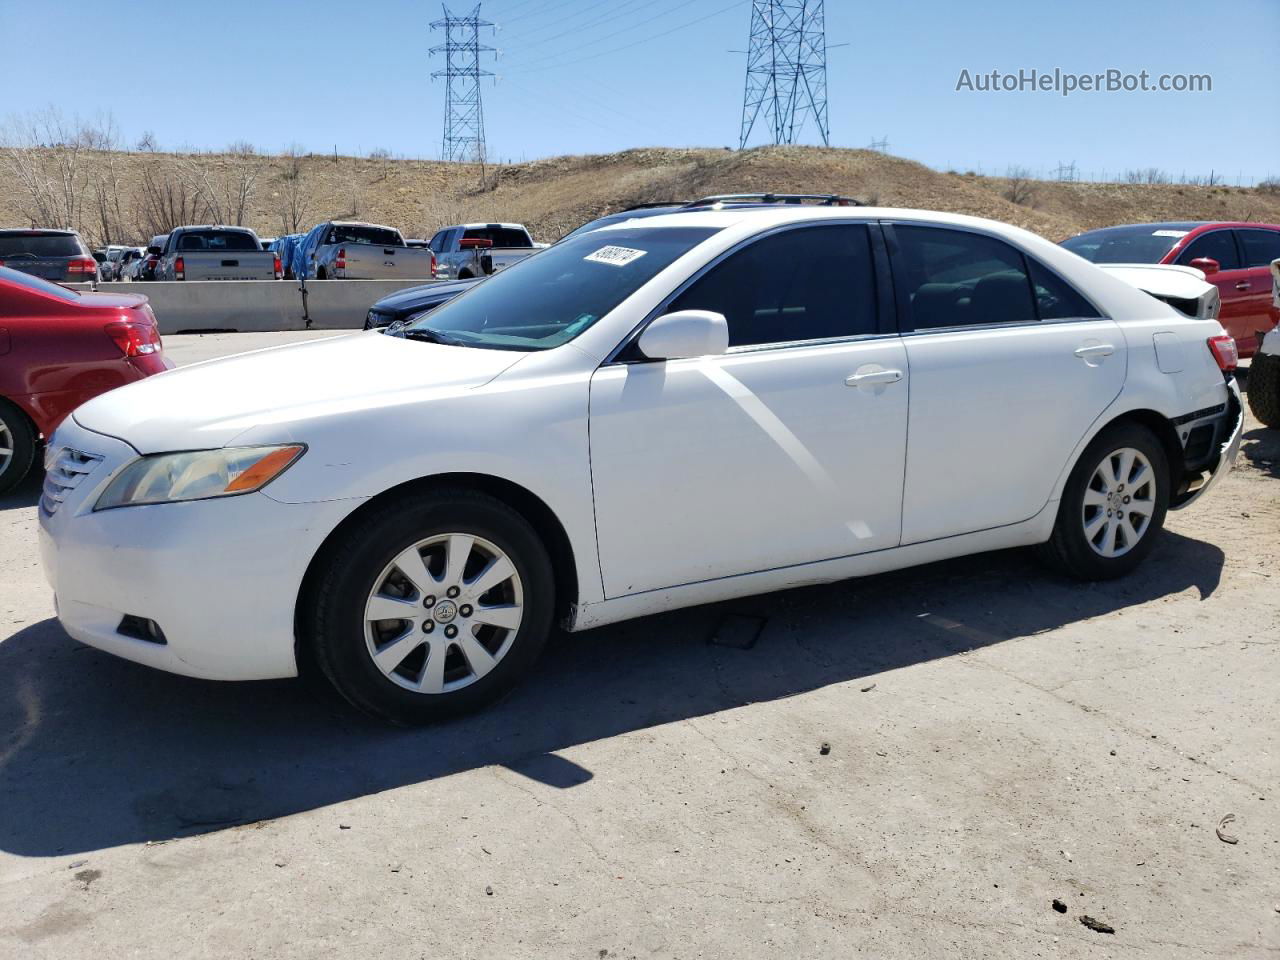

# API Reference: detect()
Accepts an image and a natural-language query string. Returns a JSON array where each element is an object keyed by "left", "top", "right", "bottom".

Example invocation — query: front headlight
[{"left": 94, "top": 444, "right": 305, "bottom": 510}]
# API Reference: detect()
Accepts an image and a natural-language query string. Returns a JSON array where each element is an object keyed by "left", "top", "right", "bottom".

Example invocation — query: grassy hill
[{"left": 2, "top": 144, "right": 1277, "bottom": 247}]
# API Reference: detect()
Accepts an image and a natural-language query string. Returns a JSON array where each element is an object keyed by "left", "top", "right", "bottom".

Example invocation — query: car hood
[
  {"left": 73, "top": 331, "right": 526, "bottom": 453},
  {"left": 373, "top": 278, "right": 481, "bottom": 311}
]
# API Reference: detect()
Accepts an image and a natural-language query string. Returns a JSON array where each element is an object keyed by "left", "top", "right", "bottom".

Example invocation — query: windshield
[
  {"left": 404, "top": 226, "right": 718, "bottom": 351},
  {"left": 1061, "top": 225, "right": 1191, "bottom": 264}
]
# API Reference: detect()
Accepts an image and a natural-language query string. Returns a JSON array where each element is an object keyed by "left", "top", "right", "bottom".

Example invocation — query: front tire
[
  {"left": 1247, "top": 353, "right": 1280, "bottom": 428},
  {"left": 0, "top": 399, "right": 37, "bottom": 496},
  {"left": 1037, "top": 422, "right": 1169, "bottom": 580},
  {"left": 305, "top": 489, "right": 555, "bottom": 724}
]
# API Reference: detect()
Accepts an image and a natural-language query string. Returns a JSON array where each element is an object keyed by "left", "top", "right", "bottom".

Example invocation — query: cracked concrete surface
[{"left": 1, "top": 333, "right": 1276, "bottom": 959}]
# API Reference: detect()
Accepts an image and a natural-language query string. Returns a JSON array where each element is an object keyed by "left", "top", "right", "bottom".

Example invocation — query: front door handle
[
  {"left": 845, "top": 369, "right": 903, "bottom": 387},
  {"left": 1234, "top": 281, "right": 1251, "bottom": 292},
  {"left": 1073, "top": 343, "right": 1115, "bottom": 359}
]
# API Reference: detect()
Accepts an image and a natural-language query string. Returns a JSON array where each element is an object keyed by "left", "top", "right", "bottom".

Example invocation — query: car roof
[
  {"left": 0, "top": 228, "right": 78, "bottom": 235},
  {"left": 589, "top": 205, "right": 1031, "bottom": 235}
]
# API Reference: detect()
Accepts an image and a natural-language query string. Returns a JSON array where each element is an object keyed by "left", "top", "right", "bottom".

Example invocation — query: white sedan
[{"left": 39, "top": 205, "right": 1243, "bottom": 723}]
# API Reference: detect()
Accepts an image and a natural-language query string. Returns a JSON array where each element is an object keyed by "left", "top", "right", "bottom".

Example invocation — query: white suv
[{"left": 39, "top": 206, "right": 1243, "bottom": 723}]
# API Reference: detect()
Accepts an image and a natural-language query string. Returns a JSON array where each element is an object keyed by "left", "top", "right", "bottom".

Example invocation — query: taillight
[
  {"left": 105, "top": 320, "right": 163, "bottom": 358},
  {"left": 273, "top": 254, "right": 283, "bottom": 280},
  {"left": 335, "top": 248, "right": 347, "bottom": 270},
  {"left": 67, "top": 257, "right": 97, "bottom": 276},
  {"left": 174, "top": 256, "right": 185, "bottom": 280},
  {"left": 1207, "top": 335, "right": 1238, "bottom": 372},
  {"left": 430, "top": 251, "right": 437, "bottom": 278}
]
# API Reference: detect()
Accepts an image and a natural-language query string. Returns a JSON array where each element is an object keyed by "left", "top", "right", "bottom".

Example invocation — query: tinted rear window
[
  {"left": 0, "top": 233, "right": 85, "bottom": 258},
  {"left": 1061, "top": 225, "right": 1187, "bottom": 264},
  {"left": 176, "top": 230, "right": 260, "bottom": 252},
  {"left": 0, "top": 265, "right": 81, "bottom": 301},
  {"left": 462, "top": 227, "right": 532, "bottom": 248},
  {"left": 327, "top": 225, "right": 402, "bottom": 246}
]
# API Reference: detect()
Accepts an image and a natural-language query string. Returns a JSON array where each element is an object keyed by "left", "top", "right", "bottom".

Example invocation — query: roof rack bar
[
  {"left": 621, "top": 201, "right": 692, "bottom": 211},
  {"left": 686, "top": 193, "right": 862, "bottom": 208}
]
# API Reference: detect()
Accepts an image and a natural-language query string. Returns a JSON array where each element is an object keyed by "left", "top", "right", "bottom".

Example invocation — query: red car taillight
[
  {"left": 174, "top": 256, "right": 185, "bottom": 280},
  {"left": 67, "top": 257, "right": 97, "bottom": 276},
  {"left": 105, "top": 320, "right": 163, "bottom": 358},
  {"left": 430, "top": 251, "right": 437, "bottom": 278},
  {"left": 273, "top": 254, "right": 283, "bottom": 280},
  {"left": 1207, "top": 335, "right": 1238, "bottom": 372},
  {"left": 335, "top": 248, "right": 347, "bottom": 270}
]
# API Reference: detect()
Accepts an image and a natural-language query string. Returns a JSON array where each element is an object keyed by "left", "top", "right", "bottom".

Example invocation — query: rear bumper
[{"left": 1172, "top": 379, "right": 1243, "bottom": 510}]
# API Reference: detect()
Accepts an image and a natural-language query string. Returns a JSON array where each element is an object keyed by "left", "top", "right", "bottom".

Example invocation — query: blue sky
[{"left": 2, "top": 0, "right": 1276, "bottom": 182}]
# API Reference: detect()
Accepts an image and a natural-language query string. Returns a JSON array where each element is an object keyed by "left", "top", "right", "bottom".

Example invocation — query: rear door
[
  {"left": 1173, "top": 228, "right": 1253, "bottom": 349},
  {"left": 1232, "top": 228, "right": 1280, "bottom": 350},
  {"left": 589, "top": 222, "right": 909, "bottom": 597},
  {"left": 887, "top": 222, "right": 1125, "bottom": 544}
]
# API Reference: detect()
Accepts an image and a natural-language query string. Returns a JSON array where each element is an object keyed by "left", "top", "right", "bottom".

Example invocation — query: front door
[{"left": 588, "top": 223, "right": 909, "bottom": 598}]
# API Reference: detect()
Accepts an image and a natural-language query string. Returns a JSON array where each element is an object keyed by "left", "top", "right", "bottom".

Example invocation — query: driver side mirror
[
  {"left": 636, "top": 310, "right": 729, "bottom": 361},
  {"left": 1189, "top": 257, "right": 1220, "bottom": 276}
]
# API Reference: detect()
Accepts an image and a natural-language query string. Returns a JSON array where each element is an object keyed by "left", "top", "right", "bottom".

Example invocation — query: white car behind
[{"left": 39, "top": 205, "right": 1243, "bottom": 723}]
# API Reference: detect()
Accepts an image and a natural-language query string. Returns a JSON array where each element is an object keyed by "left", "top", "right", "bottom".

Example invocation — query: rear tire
[
  {"left": 0, "top": 399, "right": 37, "bottom": 496},
  {"left": 1247, "top": 353, "right": 1280, "bottom": 428},
  {"left": 1037, "top": 422, "right": 1169, "bottom": 580},
  {"left": 305, "top": 489, "right": 555, "bottom": 725}
]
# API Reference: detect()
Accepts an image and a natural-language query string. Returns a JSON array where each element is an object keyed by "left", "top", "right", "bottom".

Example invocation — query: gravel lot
[{"left": 1, "top": 332, "right": 1277, "bottom": 959}]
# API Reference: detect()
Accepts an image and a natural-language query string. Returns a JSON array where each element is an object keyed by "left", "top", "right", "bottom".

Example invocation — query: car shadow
[
  {"left": 0, "top": 531, "right": 1223, "bottom": 857},
  {"left": 0, "top": 468, "right": 42, "bottom": 512}
]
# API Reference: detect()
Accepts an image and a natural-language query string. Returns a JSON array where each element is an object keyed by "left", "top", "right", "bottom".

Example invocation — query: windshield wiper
[{"left": 396, "top": 326, "right": 465, "bottom": 346}]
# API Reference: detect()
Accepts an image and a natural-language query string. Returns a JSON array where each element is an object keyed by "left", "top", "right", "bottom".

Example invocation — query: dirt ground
[
  {"left": 0, "top": 336, "right": 1276, "bottom": 959},
  {"left": 3, "top": 144, "right": 1278, "bottom": 247}
]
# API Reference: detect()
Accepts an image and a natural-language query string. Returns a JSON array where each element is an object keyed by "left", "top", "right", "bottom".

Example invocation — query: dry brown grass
[{"left": 3, "top": 144, "right": 1279, "bottom": 246}]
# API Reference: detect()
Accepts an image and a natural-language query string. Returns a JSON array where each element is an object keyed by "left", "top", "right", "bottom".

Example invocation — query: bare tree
[
  {"left": 1001, "top": 166, "right": 1039, "bottom": 207},
  {"left": 176, "top": 143, "right": 261, "bottom": 225},
  {"left": 84, "top": 115, "right": 130, "bottom": 247},
  {"left": 136, "top": 131, "right": 158, "bottom": 152},
  {"left": 0, "top": 108, "right": 90, "bottom": 230},
  {"left": 133, "top": 160, "right": 211, "bottom": 238},
  {"left": 276, "top": 144, "right": 313, "bottom": 234}
]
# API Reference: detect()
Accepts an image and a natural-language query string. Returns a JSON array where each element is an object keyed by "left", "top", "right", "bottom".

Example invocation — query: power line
[
  {"left": 504, "top": 0, "right": 744, "bottom": 74},
  {"left": 739, "top": 0, "right": 830, "bottom": 149},
  {"left": 431, "top": 4, "right": 496, "bottom": 165}
]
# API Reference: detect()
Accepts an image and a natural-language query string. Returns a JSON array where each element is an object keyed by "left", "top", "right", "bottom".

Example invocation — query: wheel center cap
[{"left": 433, "top": 599, "right": 458, "bottom": 623}]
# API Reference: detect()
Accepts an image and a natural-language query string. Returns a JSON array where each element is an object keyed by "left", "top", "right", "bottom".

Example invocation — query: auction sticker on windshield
[{"left": 585, "top": 245, "right": 647, "bottom": 267}]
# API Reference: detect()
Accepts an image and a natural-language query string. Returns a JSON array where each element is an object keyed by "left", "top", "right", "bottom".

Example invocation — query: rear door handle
[
  {"left": 1234, "top": 281, "right": 1251, "bottom": 292},
  {"left": 1073, "top": 343, "right": 1115, "bottom": 359},
  {"left": 845, "top": 369, "right": 903, "bottom": 387}
]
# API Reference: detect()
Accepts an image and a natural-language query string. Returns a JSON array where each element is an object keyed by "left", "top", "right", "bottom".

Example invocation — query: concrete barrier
[{"left": 84, "top": 279, "right": 442, "bottom": 334}]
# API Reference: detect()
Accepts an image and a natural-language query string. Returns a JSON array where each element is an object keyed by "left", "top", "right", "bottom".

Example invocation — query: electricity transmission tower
[
  {"left": 738, "top": 0, "right": 830, "bottom": 150},
  {"left": 431, "top": 4, "right": 495, "bottom": 164}
]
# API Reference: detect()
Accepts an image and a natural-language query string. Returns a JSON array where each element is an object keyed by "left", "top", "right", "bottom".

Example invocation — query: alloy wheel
[
  {"left": 363, "top": 533, "right": 524, "bottom": 694},
  {"left": 0, "top": 420, "right": 13, "bottom": 477},
  {"left": 1081, "top": 446, "right": 1156, "bottom": 558}
]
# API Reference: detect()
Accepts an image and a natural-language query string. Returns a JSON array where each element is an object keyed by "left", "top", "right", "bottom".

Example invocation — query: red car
[
  {"left": 0, "top": 266, "right": 172, "bottom": 494},
  {"left": 1061, "top": 221, "right": 1280, "bottom": 357}
]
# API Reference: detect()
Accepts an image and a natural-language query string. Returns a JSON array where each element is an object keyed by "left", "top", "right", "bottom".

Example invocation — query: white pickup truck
[
  {"left": 429, "top": 222, "right": 544, "bottom": 279},
  {"left": 301, "top": 221, "right": 436, "bottom": 280}
]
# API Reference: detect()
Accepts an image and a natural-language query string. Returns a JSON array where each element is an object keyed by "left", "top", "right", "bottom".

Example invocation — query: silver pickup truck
[
  {"left": 154, "top": 226, "right": 280, "bottom": 281},
  {"left": 429, "top": 222, "right": 543, "bottom": 279},
  {"left": 301, "top": 221, "right": 435, "bottom": 280}
]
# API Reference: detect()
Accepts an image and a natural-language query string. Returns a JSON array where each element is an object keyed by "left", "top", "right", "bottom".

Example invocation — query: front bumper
[
  {"left": 38, "top": 415, "right": 363, "bottom": 681},
  {"left": 1172, "top": 378, "right": 1243, "bottom": 510}
]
